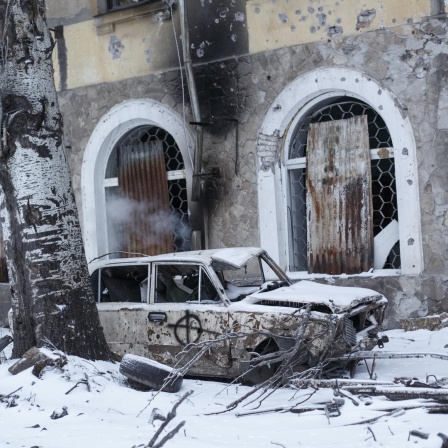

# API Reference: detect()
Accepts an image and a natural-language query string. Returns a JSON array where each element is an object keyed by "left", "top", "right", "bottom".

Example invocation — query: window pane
[
  {"left": 169, "top": 179, "right": 190, "bottom": 252},
  {"left": 94, "top": 265, "right": 149, "bottom": 302},
  {"left": 371, "top": 158, "right": 400, "bottom": 269},
  {"left": 105, "top": 186, "right": 124, "bottom": 257},
  {"left": 289, "top": 168, "right": 307, "bottom": 271},
  {"left": 218, "top": 256, "right": 264, "bottom": 287},
  {"left": 155, "top": 264, "right": 218, "bottom": 303}
]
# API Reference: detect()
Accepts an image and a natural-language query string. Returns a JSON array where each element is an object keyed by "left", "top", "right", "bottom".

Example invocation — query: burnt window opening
[
  {"left": 105, "top": 125, "right": 190, "bottom": 257},
  {"left": 288, "top": 98, "right": 399, "bottom": 273}
]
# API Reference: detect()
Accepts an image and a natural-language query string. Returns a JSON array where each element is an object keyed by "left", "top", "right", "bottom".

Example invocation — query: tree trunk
[{"left": 0, "top": 0, "right": 112, "bottom": 360}]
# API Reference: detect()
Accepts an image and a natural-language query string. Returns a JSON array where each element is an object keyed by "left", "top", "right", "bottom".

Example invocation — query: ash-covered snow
[{"left": 1, "top": 326, "right": 448, "bottom": 447}]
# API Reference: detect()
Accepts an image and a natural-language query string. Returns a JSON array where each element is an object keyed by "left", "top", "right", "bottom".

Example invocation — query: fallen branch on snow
[{"left": 140, "top": 390, "right": 193, "bottom": 448}]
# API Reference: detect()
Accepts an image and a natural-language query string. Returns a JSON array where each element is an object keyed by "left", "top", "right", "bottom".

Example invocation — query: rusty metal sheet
[
  {"left": 118, "top": 141, "right": 173, "bottom": 256},
  {"left": 306, "top": 115, "right": 373, "bottom": 275}
]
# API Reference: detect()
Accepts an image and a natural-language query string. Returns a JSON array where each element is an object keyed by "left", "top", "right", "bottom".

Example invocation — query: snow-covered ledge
[
  {"left": 257, "top": 67, "right": 423, "bottom": 276},
  {"left": 81, "top": 99, "right": 195, "bottom": 264}
]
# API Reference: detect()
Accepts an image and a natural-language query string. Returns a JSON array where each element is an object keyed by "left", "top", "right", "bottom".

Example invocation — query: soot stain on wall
[
  {"left": 194, "top": 58, "right": 253, "bottom": 137},
  {"left": 188, "top": 0, "right": 249, "bottom": 64}
]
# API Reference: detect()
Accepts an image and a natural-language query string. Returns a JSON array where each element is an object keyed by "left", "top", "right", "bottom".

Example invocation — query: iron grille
[
  {"left": 343, "top": 317, "right": 357, "bottom": 347},
  {"left": 254, "top": 299, "right": 333, "bottom": 313}
]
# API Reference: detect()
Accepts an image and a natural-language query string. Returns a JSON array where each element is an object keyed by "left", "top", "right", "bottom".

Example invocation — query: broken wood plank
[
  {"left": 236, "top": 405, "right": 327, "bottom": 417},
  {"left": 345, "top": 409, "right": 402, "bottom": 426},
  {"left": 342, "top": 385, "right": 448, "bottom": 401},
  {"left": 8, "top": 347, "right": 48, "bottom": 375},
  {"left": 427, "top": 405, "right": 448, "bottom": 414},
  {"left": 408, "top": 430, "right": 429, "bottom": 440},
  {"left": 330, "top": 351, "right": 448, "bottom": 362},
  {"left": 347, "top": 404, "right": 448, "bottom": 426},
  {"left": 289, "top": 379, "right": 395, "bottom": 389},
  {"left": 8, "top": 347, "right": 66, "bottom": 376}
]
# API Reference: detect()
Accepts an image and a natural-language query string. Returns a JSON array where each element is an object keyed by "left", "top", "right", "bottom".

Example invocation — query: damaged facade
[{"left": 8, "top": 0, "right": 447, "bottom": 328}]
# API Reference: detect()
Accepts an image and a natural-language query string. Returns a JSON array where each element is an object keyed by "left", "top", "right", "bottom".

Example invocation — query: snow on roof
[
  {"left": 88, "top": 247, "right": 265, "bottom": 274},
  {"left": 246, "top": 280, "right": 387, "bottom": 313}
]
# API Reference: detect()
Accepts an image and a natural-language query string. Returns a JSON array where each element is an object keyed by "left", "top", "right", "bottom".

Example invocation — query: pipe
[{"left": 178, "top": 0, "right": 203, "bottom": 202}]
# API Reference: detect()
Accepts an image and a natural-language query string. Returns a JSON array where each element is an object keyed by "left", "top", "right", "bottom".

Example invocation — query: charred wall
[{"left": 188, "top": 0, "right": 249, "bottom": 64}]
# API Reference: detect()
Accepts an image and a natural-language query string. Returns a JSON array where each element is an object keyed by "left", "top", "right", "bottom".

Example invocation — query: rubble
[
  {"left": 401, "top": 313, "right": 448, "bottom": 331},
  {"left": 8, "top": 347, "right": 67, "bottom": 376}
]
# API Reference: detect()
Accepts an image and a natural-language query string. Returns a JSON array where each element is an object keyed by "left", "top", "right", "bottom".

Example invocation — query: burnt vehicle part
[
  {"left": 90, "top": 247, "right": 387, "bottom": 381},
  {"left": 119, "top": 354, "right": 183, "bottom": 393}
]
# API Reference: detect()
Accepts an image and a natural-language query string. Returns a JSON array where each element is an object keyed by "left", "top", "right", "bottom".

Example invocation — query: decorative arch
[
  {"left": 257, "top": 67, "right": 422, "bottom": 276},
  {"left": 82, "top": 99, "right": 195, "bottom": 263}
]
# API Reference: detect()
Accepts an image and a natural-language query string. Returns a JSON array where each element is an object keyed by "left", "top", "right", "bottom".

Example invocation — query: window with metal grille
[
  {"left": 104, "top": 125, "right": 190, "bottom": 257},
  {"left": 287, "top": 98, "right": 399, "bottom": 273},
  {"left": 105, "top": 0, "right": 154, "bottom": 12}
]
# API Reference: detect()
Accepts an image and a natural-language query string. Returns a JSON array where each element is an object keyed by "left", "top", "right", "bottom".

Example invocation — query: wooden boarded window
[
  {"left": 118, "top": 141, "right": 173, "bottom": 256},
  {"left": 306, "top": 115, "right": 373, "bottom": 275}
]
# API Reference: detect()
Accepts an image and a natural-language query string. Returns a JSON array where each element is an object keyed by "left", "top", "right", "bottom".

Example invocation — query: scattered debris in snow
[{"left": 1, "top": 326, "right": 448, "bottom": 447}]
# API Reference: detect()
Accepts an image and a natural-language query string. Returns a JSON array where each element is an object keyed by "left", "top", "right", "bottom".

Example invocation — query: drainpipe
[{"left": 178, "top": 0, "right": 203, "bottom": 203}]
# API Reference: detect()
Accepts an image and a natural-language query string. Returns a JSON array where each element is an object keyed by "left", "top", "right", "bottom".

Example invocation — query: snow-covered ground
[{"left": 1, "top": 326, "right": 448, "bottom": 448}]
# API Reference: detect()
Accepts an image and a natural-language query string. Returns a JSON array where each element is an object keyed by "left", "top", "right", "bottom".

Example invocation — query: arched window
[
  {"left": 104, "top": 125, "right": 190, "bottom": 257},
  {"left": 257, "top": 68, "right": 422, "bottom": 276},
  {"left": 82, "top": 99, "right": 195, "bottom": 264},
  {"left": 287, "top": 97, "right": 399, "bottom": 273}
]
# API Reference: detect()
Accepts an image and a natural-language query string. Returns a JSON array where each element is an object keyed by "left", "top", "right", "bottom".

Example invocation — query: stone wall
[{"left": 58, "top": 17, "right": 448, "bottom": 328}]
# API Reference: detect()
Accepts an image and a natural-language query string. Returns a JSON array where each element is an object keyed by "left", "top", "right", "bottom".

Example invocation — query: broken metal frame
[{"left": 178, "top": 0, "right": 203, "bottom": 203}]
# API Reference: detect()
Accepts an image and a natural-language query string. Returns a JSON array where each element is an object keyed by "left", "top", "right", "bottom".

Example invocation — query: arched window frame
[
  {"left": 257, "top": 68, "right": 422, "bottom": 277},
  {"left": 82, "top": 99, "right": 195, "bottom": 264}
]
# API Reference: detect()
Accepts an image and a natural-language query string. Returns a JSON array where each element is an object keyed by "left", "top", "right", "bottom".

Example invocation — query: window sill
[
  {"left": 94, "top": 1, "right": 169, "bottom": 35},
  {"left": 286, "top": 269, "right": 402, "bottom": 281}
]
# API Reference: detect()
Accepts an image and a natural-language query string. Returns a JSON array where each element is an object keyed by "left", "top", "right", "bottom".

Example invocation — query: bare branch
[
  {"left": 146, "top": 390, "right": 193, "bottom": 448},
  {"left": 223, "top": 305, "right": 314, "bottom": 411},
  {"left": 366, "top": 426, "right": 376, "bottom": 442},
  {"left": 151, "top": 421, "right": 185, "bottom": 448}
]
